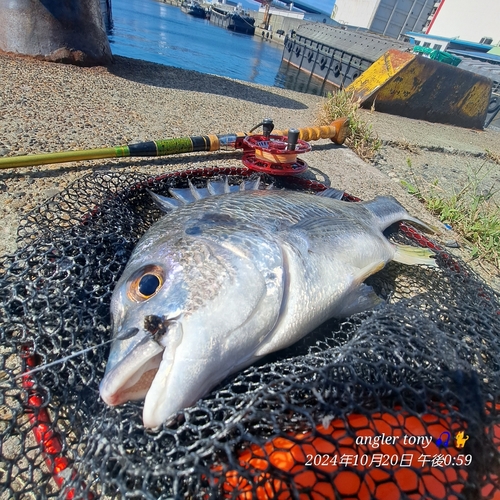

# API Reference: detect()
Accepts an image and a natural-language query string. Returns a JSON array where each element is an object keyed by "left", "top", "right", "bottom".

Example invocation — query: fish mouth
[
  {"left": 99, "top": 337, "right": 164, "bottom": 407},
  {"left": 100, "top": 319, "right": 184, "bottom": 411}
]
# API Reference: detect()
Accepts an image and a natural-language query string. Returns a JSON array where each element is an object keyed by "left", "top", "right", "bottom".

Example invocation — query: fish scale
[{"left": 100, "top": 179, "right": 437, "bottom": 428}]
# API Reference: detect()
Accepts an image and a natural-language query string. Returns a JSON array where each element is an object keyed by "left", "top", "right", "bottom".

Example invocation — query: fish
[{"left": 99, "top": 178, "right": 437, "bottom": 428}]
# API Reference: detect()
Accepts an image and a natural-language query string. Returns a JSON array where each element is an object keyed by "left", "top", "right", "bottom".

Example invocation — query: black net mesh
[{"left": 1, "top": 166, "right": 499, "bottom": 500}]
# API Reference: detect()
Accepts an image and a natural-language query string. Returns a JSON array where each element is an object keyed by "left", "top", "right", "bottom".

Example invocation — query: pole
[{"left": 0, "top": 118, "right": 349, "bottom": 170}]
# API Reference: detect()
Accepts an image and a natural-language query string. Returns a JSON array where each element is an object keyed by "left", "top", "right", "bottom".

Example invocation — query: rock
[
  {"left": 0, "top": 0, "right": 112, "bottom": 66},
  {"left": 44, "top": 188, "right": 60, "bottom": 198}
]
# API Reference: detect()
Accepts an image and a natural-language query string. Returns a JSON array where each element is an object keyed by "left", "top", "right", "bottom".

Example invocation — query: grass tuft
[
  {"left": 401, "top": 159, "right": 500, "bottom": 269},
  {"left": 317, "top": 89, "right": 381, "bottom": 161},
  {"left": 485, "top": 149, "right": 500, "bottom": 165}
]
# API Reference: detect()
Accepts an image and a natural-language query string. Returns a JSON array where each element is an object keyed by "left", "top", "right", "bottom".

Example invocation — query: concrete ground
[{"left": 0, "top": 52, "right": 498, "bottom": 289}]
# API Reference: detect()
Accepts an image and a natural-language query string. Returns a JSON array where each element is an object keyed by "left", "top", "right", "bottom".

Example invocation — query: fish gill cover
[{"left": 0, "top": 167, "right": 499, "bottom": 499}]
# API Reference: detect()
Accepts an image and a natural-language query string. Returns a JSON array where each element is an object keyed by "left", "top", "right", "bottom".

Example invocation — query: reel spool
[{"left": 242, "top": 119, "right": 311, "bottom": 175}]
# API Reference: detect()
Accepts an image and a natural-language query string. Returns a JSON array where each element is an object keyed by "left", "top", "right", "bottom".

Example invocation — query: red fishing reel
[{"left": 242, "top": 119, "right": 311, "bottom": 175}]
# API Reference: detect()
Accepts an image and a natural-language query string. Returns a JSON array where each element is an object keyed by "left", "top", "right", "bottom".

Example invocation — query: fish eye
[
  {"left": 139, "top": 274, "right": 161, "bottom": 297},
  {"left": 128, "top": 266, "right": 164, "bottom": 302}
]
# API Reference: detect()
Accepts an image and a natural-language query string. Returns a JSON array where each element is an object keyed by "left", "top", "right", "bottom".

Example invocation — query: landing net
[{"left": 1, "top": 167, "right": 499, "bottom": 499}]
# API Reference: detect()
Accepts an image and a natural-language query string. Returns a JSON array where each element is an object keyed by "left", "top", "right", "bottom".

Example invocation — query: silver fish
[{"left": 99, "top": 178, "right": 437, "bottom": 428}]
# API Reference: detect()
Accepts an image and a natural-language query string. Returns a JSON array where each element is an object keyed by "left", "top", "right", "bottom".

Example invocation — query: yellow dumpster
[{"left": 347, "top": 49, "right": 493, "bottom": 129}]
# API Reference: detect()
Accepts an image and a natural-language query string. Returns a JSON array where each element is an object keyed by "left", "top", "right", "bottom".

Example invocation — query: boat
[
  {"left": 180, "top": 1, "right": 207, "bottom": 19},
  {"left": 209, "top": 4, "right": 255, "bottom": 35},
  {"left": 282, "top": 23, "right": 410, "bottom": 90}
]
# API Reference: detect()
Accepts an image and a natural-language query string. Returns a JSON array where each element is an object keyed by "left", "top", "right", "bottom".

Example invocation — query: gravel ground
[
  {"left": 362, "top": 109, "right": 500, "bottom": 289},
  {"left": 364, "top": 109, "right": 500, "bottom": 206},
  {"left": 0, "top": 52, "right": 499, "bottom": 289}
]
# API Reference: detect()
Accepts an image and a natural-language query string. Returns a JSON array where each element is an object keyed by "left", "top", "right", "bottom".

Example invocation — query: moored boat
[
  {"left": 180, "top": 1, "right": 207, "bottom": 19},
  {"left": 209, "top": 4, "right": 255, "bottom": 35}
]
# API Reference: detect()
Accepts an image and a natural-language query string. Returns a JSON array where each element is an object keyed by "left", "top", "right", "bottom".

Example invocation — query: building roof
[
  {"left": 254, "top": 0, "right": 329, "bottom": 15},
  {"left": 450, "top": 49, "right": 500, "bottom": 65},
  {"left": 405, "top": 31, "right": 493, "bottom": 52}
]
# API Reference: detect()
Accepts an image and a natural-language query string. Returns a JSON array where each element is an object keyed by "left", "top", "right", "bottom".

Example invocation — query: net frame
[{"left": 0, "top": 165, "right": 499, "bottom": 499}]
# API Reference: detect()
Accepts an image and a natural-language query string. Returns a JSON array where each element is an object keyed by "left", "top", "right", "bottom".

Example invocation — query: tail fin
[
  {"left": 362, "top": 196, "right": 437, "bottom": 233},
  {"left": 393, "top": 243, "right": 438, "bottom": 267}
]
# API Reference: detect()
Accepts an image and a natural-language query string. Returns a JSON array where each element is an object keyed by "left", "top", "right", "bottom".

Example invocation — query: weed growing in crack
[
  {"left": 317, "top": 89, "right": 381, "bottom": 161},
  {"left": 485, "top": 149, "right": 500, "bottom": 165},
  {"left": 402, "top": 159, "right": 500, "bottom": 268}
]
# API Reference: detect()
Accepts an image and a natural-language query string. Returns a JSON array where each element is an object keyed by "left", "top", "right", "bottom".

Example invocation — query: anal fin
[
  {"left": 336, "top": 283, "right": 384, "bottom": 317},
  {"left": 336, "top": 260, "right": 385, "bottom": 317},
  {"left": 355, "top": 260, "right": 386, "bottom": 283}
]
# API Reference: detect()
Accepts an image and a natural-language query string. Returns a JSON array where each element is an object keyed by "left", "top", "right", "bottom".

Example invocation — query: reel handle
[{"left": 287, "top": 129, "right": 300, "bottom": 151}]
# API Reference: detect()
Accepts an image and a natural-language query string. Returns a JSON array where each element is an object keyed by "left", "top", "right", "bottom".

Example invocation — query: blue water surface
[{"left": 109, "top": 0, "right": 285, "bottom": 87}]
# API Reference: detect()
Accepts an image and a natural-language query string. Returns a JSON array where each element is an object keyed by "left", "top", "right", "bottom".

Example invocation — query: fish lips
[
  {"left": 142, "top": 320, "right": 184, "bottom": 427},
  {"left": 99, "top": 320, "right": 183, "bottom": 409}
]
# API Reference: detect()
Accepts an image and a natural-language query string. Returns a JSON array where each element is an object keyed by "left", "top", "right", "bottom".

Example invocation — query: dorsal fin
[
  {"left": 149, "top": 176, "right": 262, "bottom": 213},
  {"left": 188, "top": 179, "right": 202, "bottom": 200},
  {"left": 240, "top": 178, "right": 261, "bottom": 191},
  {"left": 316, "top": 188, "right": 345, "bottom": 200},
  {"left": 147, "top": 190, "right": 182, "bottom": 211}
]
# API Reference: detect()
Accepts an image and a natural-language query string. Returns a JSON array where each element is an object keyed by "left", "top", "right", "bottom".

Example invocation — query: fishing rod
[{"left": 0, "top": 118, "right": 349, "bottom": 170}]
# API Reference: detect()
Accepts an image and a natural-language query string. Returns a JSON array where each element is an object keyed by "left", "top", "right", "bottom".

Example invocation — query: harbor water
[
  {"left": 109, "top": 0, "right": 283, "bottom": 86},
  {"left": 108, "top": 0, "right": 336, "bottom": 95}
]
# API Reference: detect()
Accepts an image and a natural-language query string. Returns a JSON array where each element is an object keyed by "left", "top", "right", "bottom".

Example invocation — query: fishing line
[
  {"left": 15, "top": 340, "right": 114, "bottom": 379},
  {"left": 16, "top": 327, "right": 140, "bottom": 379}
]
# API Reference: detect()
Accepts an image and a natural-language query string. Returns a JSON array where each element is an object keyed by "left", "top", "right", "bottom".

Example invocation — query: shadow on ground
[{"left": 107, "top": 56, "right": 309, "bottom": 110}]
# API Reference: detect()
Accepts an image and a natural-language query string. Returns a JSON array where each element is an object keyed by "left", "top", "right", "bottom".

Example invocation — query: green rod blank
[
  {"left": 0, "top": 135, "right": 223, "bottom": 170},
  {"left": 0, "top": 146, "right": 130, "bottom": 169}
]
